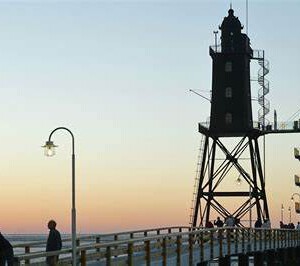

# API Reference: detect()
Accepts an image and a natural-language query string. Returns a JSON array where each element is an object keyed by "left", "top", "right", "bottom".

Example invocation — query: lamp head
[
  {"left": 42, "top": 140, "right": 58, "bottom": 157},
  {"left": 236, "top": 176, "right": 242, "bottom": 186}
]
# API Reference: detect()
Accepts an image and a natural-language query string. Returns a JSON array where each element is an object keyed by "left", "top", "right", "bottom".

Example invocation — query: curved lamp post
[
  {"left": 291, "top": 192, "right": 300, "bottom": 202},
  {"left": 291, "top": 193, "right": 300, "bottom": 215},
  {"left": 281, "top": 204, "right": 284, "bottom": 222},
  {"left": 42, "top": 127, "right": 76, "bottom": 266}
]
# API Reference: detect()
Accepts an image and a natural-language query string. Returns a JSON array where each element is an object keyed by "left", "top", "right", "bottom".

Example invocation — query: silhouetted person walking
[
  {"left": 0, "top": 232, "right": 14, "bottom": 266},
  {"left": 46, "top": 220, "right": 62, "bottom": 266}
]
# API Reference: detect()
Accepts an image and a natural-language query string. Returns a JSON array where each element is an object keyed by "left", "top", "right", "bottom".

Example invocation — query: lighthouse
[
  {"left": 209, "top": 8, "right": 253, "bottom": 136},
  {"left": 190, "top": 8, "right": 270, "bottom": 227}
]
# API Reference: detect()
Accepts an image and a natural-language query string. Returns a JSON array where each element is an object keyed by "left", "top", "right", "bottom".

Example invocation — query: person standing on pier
[
  {"left": 214, "top": 217, "right": 224, "bottom": 227},
  {"left": 254, "top": 218, "right": 262, "bottom": 228},
  {"left": 0, "top": 232, "right": 14, "bottom": 266},
  {"left": 46, "top": 220, "right": 62, "bottom": 266}
]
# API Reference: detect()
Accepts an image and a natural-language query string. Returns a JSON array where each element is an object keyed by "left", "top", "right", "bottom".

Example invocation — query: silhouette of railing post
[
  {"left": 25, "top": 246, "right": 30, "bottom": 265},
  {"left": 162, "top": 238, "right": 167, "bottom": 266},
  {"left": 127, "top": 243, "right": 133, "bottom": 266},
  {"left": 76, "top": 239, "right": 80, "bottom": 259},
  {"left": 241, "top": 229, "right": 245, "bottom": 253},
  {"left": 210, "top": 230, "right": 214, "bottom": 260},
  {"left": 105, "top": 246, "right": 111, "bottom": 266},
  {"left": 188, "top": 233, "right": 194, "bottom": 265},
  {"left": 227, "top": 229, "right": 231, "bottom": 255},
  {"left": 96, "top": 236, "right": 100, "bottom": 261},
  {"left": 259, "top": 230, "right": 262, "bottom": 250},
  {"left": 144, "top": 240, "right": 150, "bottom": 266},
  {"left": 200, "top": 231, "right": 204, "bottom": 263},
  {"left": 254, "top": 229, "right": 257, "bottom": 251},
  {"left": 272, "top": 230, "right": 275, "bottom": 249},
  {"left": 176, "top": 235, "right": 181, "bottom": 265},
  {"left": 285, "top": 230, "right": 288, "bottom": 247},
  {"left": 218, "top": 229, "right": 223, "bottom": 257},
  {"left": 234, "top": 228, "right": 238, "bottom": 254},
  {"left": 263, "top": 229, "right": 267, "bottom": 250},
  {"left": 247, "top": 228, "right": 251, "bottom": 252},
  {"left": 157, "top": 229, "right": 161, "bottom": 244},
  {"left": 80, "top": 250, "right": 86, "bottom": 266},
  {"left": 114, "top": 235, "right": 118, "bottom": 258},
  {"left": 168, "top": 228, "right": 172, "bottom": 241}
]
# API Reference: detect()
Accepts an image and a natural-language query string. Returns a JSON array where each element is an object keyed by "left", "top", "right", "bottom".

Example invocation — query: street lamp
[
  {"left": 288, "top": 206, "right": 291, "bottom": 223},
  {"left": 42, "top": 127, "right": 76, "bottom": 266},
  {"left": 291, "top": 193, "right": 300, "bottom": 214},
  {"left": 294, "top": 175, "right": 300, "bottom": 187},
  {"left": 281, "top": 204, "right": 284, "bottom": 222},
  {"left": 294, "top": 147, "right": 300, "bottom": 161},
  {"left": 236, "top": 175, "right": 242, "bottom": 186},
  {"left": 291, "top": 193, "right": 300, "bottom": 202}
]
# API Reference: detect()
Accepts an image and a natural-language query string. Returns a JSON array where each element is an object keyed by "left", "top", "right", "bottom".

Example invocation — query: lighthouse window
[
  {"left": 225, "top": 87, "right": 232, "bottom": 98},
  {"left": 225, "top": 62, "right": 232, "bottom": 72},
  {"left": 225, "top": 113, "right": 232, "bottom": 124}
]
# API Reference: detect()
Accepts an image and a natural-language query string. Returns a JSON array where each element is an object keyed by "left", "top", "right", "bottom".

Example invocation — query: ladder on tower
[{"left": 189, "top": 134, "right": 205, "bottom": 226}]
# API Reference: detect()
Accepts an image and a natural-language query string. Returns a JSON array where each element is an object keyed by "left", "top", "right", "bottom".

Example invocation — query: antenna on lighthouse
[{"left": 246, "top": 0, "right": 249, "bottom": 34}]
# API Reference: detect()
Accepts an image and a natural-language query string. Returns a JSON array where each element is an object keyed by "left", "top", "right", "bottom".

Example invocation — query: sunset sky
[{"left": 0, "top": 0, "right": 300, "bottom": 234}]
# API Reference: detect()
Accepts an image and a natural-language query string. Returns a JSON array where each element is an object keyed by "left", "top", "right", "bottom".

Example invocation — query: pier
[{"left": 13, "top": 226, "right": 300, "bottom": 265}]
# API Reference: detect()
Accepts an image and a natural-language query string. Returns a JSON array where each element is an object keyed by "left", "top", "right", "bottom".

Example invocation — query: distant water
[
  {"left": 6, "top": 234, "right": 84, "bottom": 264},
  {"left": 5, "top": 234, "right": 47, "bottom": 244},
  {"left": 4, "top": 234, "right": 44, "bottom": 254},
  {"left": 5, "top": 234, "right": 80, "bottom": 256}
]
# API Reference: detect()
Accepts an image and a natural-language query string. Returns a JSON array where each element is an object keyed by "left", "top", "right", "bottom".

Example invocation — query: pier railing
[
  {"left": 13, "top": 226, "right": 191, "bottom": 264},
  {"left": 13, "top": 227, "right": 300, "bottom": 265},
  {"left": 199, "top": 120, "right": 300, "bottom": 132}
]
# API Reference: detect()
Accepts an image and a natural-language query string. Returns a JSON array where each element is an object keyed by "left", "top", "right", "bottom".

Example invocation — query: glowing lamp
[
  {"left": 42, "top": 141, "right": 57, "bottom": 157},
  {"left": 236, "top": 176, "right": 242, "bottom": 186}
]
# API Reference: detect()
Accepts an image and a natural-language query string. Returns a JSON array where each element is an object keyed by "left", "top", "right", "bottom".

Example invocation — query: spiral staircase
[{"left": 253, "top": 50, "right": 270, "bottom": 128}]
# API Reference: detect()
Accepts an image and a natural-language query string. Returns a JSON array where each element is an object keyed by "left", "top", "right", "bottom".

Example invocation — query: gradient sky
[{"left": 0, "top": 0, "right": 300, "bottom": 233}]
